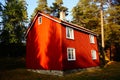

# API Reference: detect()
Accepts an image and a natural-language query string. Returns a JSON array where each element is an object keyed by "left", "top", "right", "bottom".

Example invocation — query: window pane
[
  {"left": 90, "top": 35, "right": 95, "bottom": 43},
  {"left": 67, "top": 48, "right": 76, "bottom": 61},
  {"left": 67, "top": 28, "right": 70, "bottom": 37},
  {"left": 91, "top": 50, "right": 97, "bottom": 60},
  {"left": 71, "top": 49, "right": 73, "bottom": 59},
  {"left": 68, "top": 50, "right": 71, "bottom": 59},
  {"left": 38, "top": 16, "right": 42, "bottom": 24},
  {"left": 66, "top": 27, "right": 74, "bottom": 39}
]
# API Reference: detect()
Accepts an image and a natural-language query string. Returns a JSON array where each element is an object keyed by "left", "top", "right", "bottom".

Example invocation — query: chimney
[{"left": 60, "top": 11, "right": 66, "bottom": 21}]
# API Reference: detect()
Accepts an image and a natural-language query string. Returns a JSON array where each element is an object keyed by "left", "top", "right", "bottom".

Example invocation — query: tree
[
  {"left": 72, "top": 0, "right": 120, "bottom": 61},
  {"left": 0, "top": 2, "right": 3, "bottom": 34},
  {"left": 50, "top": 0, "right": 68, "bottom": 18},
  {"left": 0, "top": 2, "right": 3, "bottom": 16},
  {"left": 72, "top": 0, "right": 100, "bottom": 31},
  {"left": 55, "top": 0, "right": 63, "bottom": 5},
  {"left": 105, "top": 4, "right": 120, "bottom": 45},
  {"left": 36, "top": 0, "right": 50, "bottom": 12},
  {"left": 0, "top": 0, "right": 28, "bottom": 44},
  {"left": 31, "top": 0, "right": 50, "bottom": 20},
  {"left": 72, "top": 0, "right": 107, "bottom": 63},
  {"left": 104, "top": 0, "right": 120, "bottom": 60}
]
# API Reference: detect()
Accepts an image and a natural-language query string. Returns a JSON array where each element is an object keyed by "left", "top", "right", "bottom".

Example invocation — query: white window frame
[
  {"left": 89, "top": 34, "right": 95, "bottom": 44},
  {"left": 38, "top": 16, "right": 42, "bottom": 24},
  {"left": 91, "top": 50, "right": 97, "bottom": 60},
  {"left": 67, "top": 48, "right": 76, "bottom": 61},
  {"left": 66, "top": 27, "right": 74, "bottom": 40}
]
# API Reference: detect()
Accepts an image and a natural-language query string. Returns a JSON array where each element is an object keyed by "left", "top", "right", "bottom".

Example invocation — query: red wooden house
[{"left": 26, "top": 11, "right": 100, "bottom": 75}]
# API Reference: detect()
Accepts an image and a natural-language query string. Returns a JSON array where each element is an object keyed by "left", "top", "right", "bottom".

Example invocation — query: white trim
[
  {"left": 91, "top": 50, "right": 97, "bottom": 60},
  {"left": 66, "top": 27, "right": 74, "bottom": 40},
  {"left": 39, "top": 13, "right": 61, "bottom": 23},
  {"left": 62, "top": 22, "right": 97, "bottom": 36},
  {"left": 67, "top": 48, "right": 76, "bottom": 61},
  {"left": 25, "top": 13, "right": 39, "bottom": 37}
]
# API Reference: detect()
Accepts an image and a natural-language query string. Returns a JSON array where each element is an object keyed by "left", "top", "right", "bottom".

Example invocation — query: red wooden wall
[
  {"left": 26, "top": 13, "right": 100, "bottom": 71},
  {"left": 61, "top": 26, "right": 100, "bottom": 70},
  {"left": 26, "top": 14, "right": 63, "bottom": 70}
]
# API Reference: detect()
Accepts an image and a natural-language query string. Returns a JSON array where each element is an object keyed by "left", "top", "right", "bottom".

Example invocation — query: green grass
[{"left": 0, "top": 57, "right": 120, "bottom": 80}]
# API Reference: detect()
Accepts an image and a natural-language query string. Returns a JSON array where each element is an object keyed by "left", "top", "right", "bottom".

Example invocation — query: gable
[{"left": 25, "top": 11, "right": 97, "bottom": 37}]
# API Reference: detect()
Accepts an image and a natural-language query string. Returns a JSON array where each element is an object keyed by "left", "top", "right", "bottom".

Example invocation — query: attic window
[
  {"left": 38, "top": 16, "right": 42, "bottom": 24},
  {"left": 66, "top": 27, "right": 74, "bottom": 40},
  {"left": 91, "top": 50, "right": 97, "bottom": 60},
  {"left": 67, "top": 48, "right": 76, "bottom": 61},
  {"left": 89, "top": 34, "right": 95, "bottom": 44}
]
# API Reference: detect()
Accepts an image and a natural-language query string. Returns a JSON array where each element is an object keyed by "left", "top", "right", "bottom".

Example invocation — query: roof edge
[{"left": 25, "top": 11, "right": 98, "bottom": 37}]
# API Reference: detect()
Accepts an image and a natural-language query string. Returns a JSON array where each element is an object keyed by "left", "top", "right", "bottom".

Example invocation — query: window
[
  {"left": 38, "top": 16, "right": 42, "bottom": 24},
  {"left": 67, "top": 48, "right": 76, "bottom": 61},
  {"left": 91, "top": 50, "right": 97, "bottom": 60},
  {"left": 89, "top": 34, "right": 95, "bottom": 43},
  {"left": 66, "top": 27, "right": 74, "bottom": 39}
]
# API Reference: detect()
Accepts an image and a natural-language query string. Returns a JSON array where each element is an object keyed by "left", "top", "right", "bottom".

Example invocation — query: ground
[{"left": 0, "top": 57, "right": 120, "bottom": 80}]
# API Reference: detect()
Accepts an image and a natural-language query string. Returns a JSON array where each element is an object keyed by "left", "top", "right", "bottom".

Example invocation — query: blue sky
[{"left": 26, "top": 0, "right": 79, "bottom": 20}]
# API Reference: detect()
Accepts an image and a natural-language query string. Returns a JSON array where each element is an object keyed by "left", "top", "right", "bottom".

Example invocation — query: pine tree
[
  {"left": 72, "top": 0, "right": 107, "bottom": 62},
  {"left": 55, "top": 0, "right": 63, "bottom": 5},
  {"left": 0, "top": 2, "right": 3, "bottom": 16},
  {"left": 72, "top": 0, "right": 100, "bottom": 31},
  {"left": 103, "top": 0, "right": 120, "bottom": 60},
  {"left": 0, "top": 0, "right": 28, "bottom": 44},
  {"left": 0, "top": 2, "right": 3, "bottom": 31},
  {"left": 31, "top": 0, "right": 50, "bottom": 20},
  {"left": 50, "top": 0, "right": 68, "bottom": 18},
  {"left": 35, "top": 0, "right": 50, "bottom": 12},
  {"left": 72, "top": 0, "right": 120, "bottom": 61},
  {"left": 105, "top": 0, "right": 120, "bottom": 46}
]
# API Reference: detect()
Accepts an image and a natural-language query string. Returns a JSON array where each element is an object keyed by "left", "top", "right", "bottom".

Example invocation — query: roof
[{"left": 25, "top": 11, "right": 97, "bottom": 37}]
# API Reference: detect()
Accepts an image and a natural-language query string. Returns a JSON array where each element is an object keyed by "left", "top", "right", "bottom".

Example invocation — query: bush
[{"left": 0, "top": 43, "right": 26, "bottom": 57}]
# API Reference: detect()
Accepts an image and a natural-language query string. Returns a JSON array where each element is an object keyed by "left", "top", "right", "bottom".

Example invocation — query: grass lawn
[{"left": 0, "top": 57, "right": 120, "bottom": 80}]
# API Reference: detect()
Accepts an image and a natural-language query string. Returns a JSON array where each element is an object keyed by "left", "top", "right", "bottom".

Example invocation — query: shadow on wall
[
  {"left": 36, "top": 20, "right": 62, "bottom": 70},
  {"left": 26, "top": 22, "right": 45, "bottom": 69}
]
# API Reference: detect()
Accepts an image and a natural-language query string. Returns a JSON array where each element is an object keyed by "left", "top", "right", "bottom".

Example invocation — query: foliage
[
  {"left": 30, "top": 0, "right": 50, "bottom": 20},
  {"left": 104, "top": 0, "right": 120, "bottom": 56},
  {"left": 50, "top": 0, "right": 68, "bottom": 18},
  {"left": 0, "top": 2, "right": 3, "bottom": 35},
  {"left": 72, "top": 0, "right": 100, "bottom": 32},
  {"left": 0, "top": 2, "right": 3, "bottom": 16},
  {"left": 31, "top": 0, "right": 68, "bottom": 19},
  {"left": 0, "top": 43, "right": 26, "bottom": 57},
  {"left": 35, "top": 0, "right": 50, "bottom": 12},
  {"left": 0, "top": 0, "right": 28, "bottom": 44},
  {"left": 72, "top": 0, "right": 120, "bottom": 61}
]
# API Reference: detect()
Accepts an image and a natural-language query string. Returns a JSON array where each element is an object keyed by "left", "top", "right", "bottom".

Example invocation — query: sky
[{"left": 26, "top": 0, "right": 79, "bottom": 21}]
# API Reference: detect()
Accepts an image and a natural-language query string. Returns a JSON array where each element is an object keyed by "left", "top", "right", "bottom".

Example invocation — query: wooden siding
[
  {"left": 61, "top": 25, "right": 100, "bottom": 70},
  {"left": 26, "top": 12, "right": 100, "bottom": 71},
  {"left": 26, "top": 14, "right": 63, "bottom": 70}
]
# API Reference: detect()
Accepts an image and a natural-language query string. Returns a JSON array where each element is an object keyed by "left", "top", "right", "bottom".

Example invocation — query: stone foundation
[
  {"left": 27, "top": 69, "right": 64, "bottom": 76},
  {"left": 27, "top": 66, "right": 100, "bottom": 76}
]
